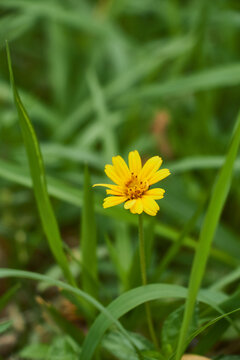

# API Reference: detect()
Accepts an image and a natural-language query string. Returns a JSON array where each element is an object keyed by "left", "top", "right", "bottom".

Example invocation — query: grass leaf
[
  {"left": 6, "top": 42, "right": 75, "bottom": 286},
  {"left": 81, "top": 166, "right": 98, "bottom": 310},
  {"left": 81, "top": 285, "right": 227, "bottom": 360},
  {"left": 0, "top": 268, "right": 140, "bottom": 358},
  {"left": 175, "top": 110, "right": 240, "bottom": 360}
]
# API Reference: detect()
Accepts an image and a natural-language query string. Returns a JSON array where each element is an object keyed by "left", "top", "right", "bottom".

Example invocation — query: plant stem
[{"left": 138, "top": 214, "right": 159, "bottom": 350}]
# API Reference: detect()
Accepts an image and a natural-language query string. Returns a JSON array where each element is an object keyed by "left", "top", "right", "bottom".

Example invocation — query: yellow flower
[{"left": 93, "top": 150, "right": 170, "bottom": 216}]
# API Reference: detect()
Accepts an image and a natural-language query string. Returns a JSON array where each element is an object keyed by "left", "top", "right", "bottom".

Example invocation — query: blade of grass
[
  {"left": 209, "top": 267, "right": 240, "bottom": 291},
  {"left": 153, "top": 195, "right": 207, "bottom": 281},
  {"left": 0, "top": 284, "right": 20, "bottom": 311},
  {"left": 0, "top": 268, "right": 142, "bottom": 358},
  {"left": 55, "top": 36, "right": 194, "bottom": 141},
  {"left": 0, "top": 321, "right": 12, "bottom": 334},
  {"left": 86, "top": 70, "right": 117, "bottom": 160},
  {"left": 175, "top": 110, "right": 240, "bottom": 360},
  {"left": 119, "top": 63, "right": 240, "bottom": 104},
  {"left": 81, "top": 284, "right": 227, "bottom": 360},
  {"left": 6, "top": 42, "right": 75, "bottom": 286},
  {"left": 81, "top": 166, "right": 98, "bottom": 313},
  {"left": 168, "top": 307, "right": 240, "bottom": 360}
]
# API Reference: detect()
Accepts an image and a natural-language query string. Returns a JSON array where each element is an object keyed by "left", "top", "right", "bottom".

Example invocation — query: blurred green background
[{"left": 0, "top": 0, "right": 240, "bottom": 358}]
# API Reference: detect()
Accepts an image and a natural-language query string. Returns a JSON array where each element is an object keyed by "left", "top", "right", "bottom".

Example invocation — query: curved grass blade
[
  {"left": 175, "top": 110, "right": 240, "bottom": 360},
  {"left": 6, "top": 42, "right": 75, "bottom": 286},
  {"left": 0, "top": 268, "right": 140, "bottom": 357},
  {"left": 81, "top": 285, "right": 227, "bottom": 360}
]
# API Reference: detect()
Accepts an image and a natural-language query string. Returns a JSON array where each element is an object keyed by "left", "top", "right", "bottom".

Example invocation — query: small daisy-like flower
[{"left": 93, "top": 150, "right": 170, "bottom": 216}]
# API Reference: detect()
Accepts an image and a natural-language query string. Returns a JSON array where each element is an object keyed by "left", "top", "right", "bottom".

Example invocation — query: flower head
[{"left": 93, "top": 150, "right": 170, "bottom": 216}]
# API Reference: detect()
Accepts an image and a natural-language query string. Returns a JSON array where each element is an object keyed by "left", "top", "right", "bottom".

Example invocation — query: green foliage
[
  {"left": 6, "top": 43, "right": 75, "bottom": 286},
  {"left": 0, "top": 321, "right": 12, "bottom": 334},
  {"left": 176, "top": 112, "right": 240, "bottom": 360},
  {"left": 1, "top": 0, "right": 240, "bottom": 358},
  {"left": 81, "top": 166, "right": 98, "bottom": 314},
  {"left": 20, "top": 337, "right": 80, "bottom": 360}
]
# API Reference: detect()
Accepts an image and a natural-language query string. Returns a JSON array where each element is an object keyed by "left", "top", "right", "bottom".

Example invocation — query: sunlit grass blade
[
  {"left": 175, "top": 110, "right": 240, "bottom": 360},
  {"left": 81, "top": 166, "right": 98, "bottom": 311},
  {"left": 6, "top": 42, "right": 75, "bottom": 286},
  {"left": 81, "top": 284, "right": 227, "bottom": 360},
  {"left": 0, "top": 268, "right": 141, "bottom": 358}
]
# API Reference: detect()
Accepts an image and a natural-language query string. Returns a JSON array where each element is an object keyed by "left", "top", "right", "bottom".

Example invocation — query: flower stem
[{"left": 138, "top": 214, "right": 159, "bottom": 350}]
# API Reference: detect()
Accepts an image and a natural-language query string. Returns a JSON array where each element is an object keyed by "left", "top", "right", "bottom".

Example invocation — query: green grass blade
[
  {"left": 0, "top": 321, "right": 12, "bottom": 334},
  {"left": 81, "top": 167, "right": 98, "bottom": 307},
  {"left": 120, "top": 63, "right": 240, "bottom": 104},
  {"left": 153, "top": 196, "right": 206, "bottom": 281},
  {"left": 6, "top": 42, "right": 75, "bottom": 286},
  {"left": 0, "top": 268, "right": 140, "bottom": 358},
  {"left": 55, "top": 36, "right": 194, "bottom": 141},
  {"left": 175, "top": 110, "right": 240, "bottom": 360},
  {"left": 168, "top": 307, "right": 240, "bottom": 360},
  {"left": 86, "top": 70, "right": 117, "bottom": 160},
  {"left": 0, "top": 284, "right": 20, "bottom": 311},
  {"left": 209, "top": 267, "right": 240, "bottom": 291},
  {"left": 81, "top": 285, "right": 227, "bottom": 360}
]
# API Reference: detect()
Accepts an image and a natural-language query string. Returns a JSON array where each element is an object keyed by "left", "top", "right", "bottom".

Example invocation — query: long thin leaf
[
  {"left": 81, "top": 285, "right": 227, "bottom": 360},
  {"left": 81, "top": 166, "right": 98, "bottom": 310},
  {"left": 119, "top": 63, "right": 240, "bottom": 103},
  {"left": 0, "top": 284, "right": 20, "bottom": 311},
  {"left": 0, "top": 268, "right": 139, "bottom": 356},
  {"left": 6, "top": 42, "right": 75, "bottom": 286},
  {"left": 175, "top": 110, "right": 240, "bottom": 360}
]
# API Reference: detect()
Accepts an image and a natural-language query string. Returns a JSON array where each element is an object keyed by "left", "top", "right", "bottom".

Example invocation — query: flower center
[{"left": 125, "top": 173, "right": 149, "bottom": 199}]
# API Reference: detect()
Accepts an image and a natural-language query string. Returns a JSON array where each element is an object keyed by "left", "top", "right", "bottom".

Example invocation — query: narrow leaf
[
  {"left": 6, "top": 42, "right": 75, "bottom": 286},
  {"left": 175, "top": 111, "right": 240, "bottom": 360},
  {"left": 81, "top": 166, "right": 98, "bottom": 311}
]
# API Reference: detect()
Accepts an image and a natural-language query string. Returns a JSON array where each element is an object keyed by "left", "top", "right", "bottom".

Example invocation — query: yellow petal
[
  {"left": 142, "top": 196, "right": 159, "bottom": 216},
  {"left": 103, "top": 196, "right": 127, "bottom": 208},
  {"left": 145, "top": 188, "right": 165, "bottom": 199},
  {"left": 124, "top": 199, "right": 136, "bottom": 209},
  {"left": 105, "top": 164, "right": 125, "bottom": 185},
  {"left": 130, "top": 198, "right": 143, "bottom": 214},
  {"left": 106, "top": 189, "right": 125, "bottom": 195},
  {"left": 148, "top": 169, "right": 171, "bottom": 185},
  {"left": 93, "top": 183, "right": 123, "bottom": 191},
  {"left": 139, "top": 156, "right": 162, "bottom": 181},
  {"left": 128, "top": 150, "right": 142, "bottom": 175},
  {"left": 112, "top": 155, "right": 131, "bottom": 182}
]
